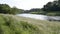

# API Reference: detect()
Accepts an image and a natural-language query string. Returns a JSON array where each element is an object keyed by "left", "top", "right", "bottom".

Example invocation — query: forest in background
[
  {"left": 0, "top": 0, "right": 60, "bottom": 16},
  {"left": 0, "top": 0, "right": 60, "bottom": 34}
]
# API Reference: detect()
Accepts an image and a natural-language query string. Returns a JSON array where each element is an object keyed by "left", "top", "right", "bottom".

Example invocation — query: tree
[
  {"left": 42, "top": 0, "right": 60, "bottom": 16},
  {"left": 9, "top": 7, "right": 18, "bottom": 14},
  {"left": 0, "top": 4, "right": 10, "bottom": 14},
  {"left": 0, "top": 4, "right": 23, "bottom": 15},
  {"left": 43, "top": 2, "right": 52, "bottom": 11},
  {"left": 43, "top": 0, "right": 60, "bottom": 11}
]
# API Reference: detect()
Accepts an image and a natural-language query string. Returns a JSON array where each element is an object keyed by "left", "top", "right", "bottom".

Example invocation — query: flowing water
[
  {"left": 17, "top": 14, "right": 49, "bottom": 20},
  {"left": 17, "top": 13, "right": 60, "bottom": 21}
]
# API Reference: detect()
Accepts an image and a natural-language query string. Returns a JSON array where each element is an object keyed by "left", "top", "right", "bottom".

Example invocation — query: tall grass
[
  {"left": 0, "top": 14, "right": 40, "bottom": 34},
  {"left": 0, "top": 14, "right": 60, "bottom": 34}
]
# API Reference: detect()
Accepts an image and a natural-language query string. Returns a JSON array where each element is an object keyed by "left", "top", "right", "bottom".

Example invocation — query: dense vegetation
[
  {"left": 42, "top": 0, "right": 60, "bottom": 16},
  {"left": 0, "top": 4, "right": 24, "bottom": 15},
  {"left": 0, "top": 14, "right": 40, "bottom": 34},
  {"left": 0, "top": 0, "right": 60, "bottom": 34},
  {"left": 0, "top": 14, "right": 60, "bottom": 34},
  {"left": 23, "top": 0, "right": 60, "bottom": 16},
  {"left": 0, "top": 0, "right": 60, "bottom": 16}
]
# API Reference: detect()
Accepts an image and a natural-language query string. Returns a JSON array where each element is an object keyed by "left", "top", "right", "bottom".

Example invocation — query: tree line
[
  {"left": 0, "top": 0, "right": 60, "bottom": 16},
  {"left": 43, "top": 0, "right": 60, "bottom": 11},
  {"left": 42, "top": 0, "right": 60, "bottom": 16},
  {"left": 0, "top": 4, "right": 24, "bottom": 15},
  {"left": 24, "top": 0, "right": 60, "bottom": 16}
]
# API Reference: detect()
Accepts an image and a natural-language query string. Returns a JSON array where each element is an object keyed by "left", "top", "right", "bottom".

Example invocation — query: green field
[{"left": 0, "top": 14, "right": 60, "bottom": 34}]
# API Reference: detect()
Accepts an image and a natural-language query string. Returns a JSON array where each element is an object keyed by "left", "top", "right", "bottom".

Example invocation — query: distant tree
[
  {"left": 43, "top": 0, "right": 60, "bottom": 11},
  {"left": 9, "top": 7, "right": 19, "bottom": 14},
  {"left": 42, "top": 0, "right": 60, "bottom": 16},
  {"left": 0, "top": 4, "right": 23, "bottom": 15},
  {"left": 43, "top": 2, "right": 52, "bottom": 11},
  {"left": 0, "top": 4, "right": 10, "bottom": 14}
]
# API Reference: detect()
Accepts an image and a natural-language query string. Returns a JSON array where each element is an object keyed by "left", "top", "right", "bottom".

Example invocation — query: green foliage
[
  {"left": 0, "top": 14, "right": 60, "bottom": 34},
  {"left": 9, "top": 7, "right": 19, "bottom": 15},
  {"left": 42, "top": 0, "right": 60, "bottom": 16},
  {"left": 43, "top": 0, "right": 60, "bottom": 11},
  {"left": 0, "top": 14, "right": 40, "bottom": 34},
  {"left": 0, "top": 4, "right": 23, "bottom": 15},
  {"left": 0, "top": 4, "right": 10, "bottom": 14}
]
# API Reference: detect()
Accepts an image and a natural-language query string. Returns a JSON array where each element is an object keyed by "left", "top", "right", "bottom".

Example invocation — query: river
[
  {"left": 17, "top": 14, "right": 49, "bottom": 20},
  {"left": 17, "top": 13, "right": 60, "bottom": 21}
]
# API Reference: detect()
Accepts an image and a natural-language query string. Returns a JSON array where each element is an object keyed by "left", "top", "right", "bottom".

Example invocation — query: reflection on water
[{"left": 17, "top": 14, "right": 60, "bottom": 21}]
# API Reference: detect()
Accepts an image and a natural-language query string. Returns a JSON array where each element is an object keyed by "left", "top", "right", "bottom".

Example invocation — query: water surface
[{"left": 17, "top": 14, "right": 48, "bottom": 20}]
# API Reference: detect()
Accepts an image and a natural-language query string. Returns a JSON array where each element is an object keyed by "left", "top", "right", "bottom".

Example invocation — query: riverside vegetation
[
  {"left": 0, "top": 14, "right": 60, "bottom": 34},
  {"left": 0, "top": 0, "right": 60, "bottom": 34}
]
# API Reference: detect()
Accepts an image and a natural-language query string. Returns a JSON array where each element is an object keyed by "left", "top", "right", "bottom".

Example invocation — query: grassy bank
[{"left": 0, "top": 14, "right": 60, "bottom": 34}]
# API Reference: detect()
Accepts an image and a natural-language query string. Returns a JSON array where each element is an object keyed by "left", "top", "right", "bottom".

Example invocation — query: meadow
[{"left": 0, "top": 14, "right": 60, "bottom": 34}]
